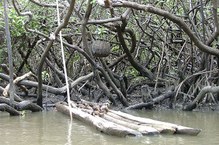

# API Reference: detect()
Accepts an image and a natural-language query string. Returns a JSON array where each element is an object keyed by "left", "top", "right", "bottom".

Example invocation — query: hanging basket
[{"left": 91, "top": 40, "right": 111, "bottom": 57}]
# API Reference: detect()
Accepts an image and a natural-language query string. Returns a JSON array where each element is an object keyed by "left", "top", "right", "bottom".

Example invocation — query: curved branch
[
  {"left": 113, "top": 1, "right": 219, "bottom": 57},
  {"left": 12, "top": 0, "right": 50, "bottom": 39},
  {"left": 116, "top": 26, "right": 155, "bottom": 80},
  {"left": 36, "top": 0, "right": 76, "bottom": 107},
  {"left": 183, "top": 86, "right": 219, "bottom": 111}
]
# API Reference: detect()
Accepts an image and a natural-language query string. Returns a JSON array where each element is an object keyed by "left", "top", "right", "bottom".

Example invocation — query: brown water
[{"left": 0, "top": 109, "right": 218, "bottom": 145}]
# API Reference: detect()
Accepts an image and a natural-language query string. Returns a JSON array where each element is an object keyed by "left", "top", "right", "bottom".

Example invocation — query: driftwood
[{"left": 56, "top": 101, "right": 201, "bottom": 137}]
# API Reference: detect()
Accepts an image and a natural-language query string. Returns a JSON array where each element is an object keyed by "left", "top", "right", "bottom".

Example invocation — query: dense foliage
[{"left": 1, "top": 0, "right": 219, "bottom": 111}]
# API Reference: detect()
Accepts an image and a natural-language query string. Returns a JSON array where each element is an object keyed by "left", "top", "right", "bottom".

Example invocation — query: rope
[{"left": 55, "top": 0, "right": 72, "bottom": 120}]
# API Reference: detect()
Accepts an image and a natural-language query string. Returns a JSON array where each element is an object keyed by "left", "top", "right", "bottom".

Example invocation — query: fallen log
[
  {"left": 0, "top": 96, "right": 42, "bottom": 112},
  {"left": 0, "top": 103, "right": 20, "bottom": 116},
  {"left": 56, "top": 101, "right": 201, "bottom": 137},
  {"left": 126, "top": 87, "right": 175, "bottom": 110}
]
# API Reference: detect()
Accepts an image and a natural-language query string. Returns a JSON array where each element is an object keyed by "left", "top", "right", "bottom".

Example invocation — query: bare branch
[{"left": 113, "top": 1, "right": 219, "bottom": 56}]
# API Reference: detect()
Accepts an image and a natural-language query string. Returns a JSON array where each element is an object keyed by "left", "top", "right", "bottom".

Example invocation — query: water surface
[{"left": 0, "top": 109, "right": 218, "bottom": 145}]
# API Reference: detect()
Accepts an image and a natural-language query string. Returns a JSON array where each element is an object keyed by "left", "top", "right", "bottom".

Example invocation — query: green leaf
[{"left": 91, "top": 0, "right": 96, "bottom": 4}]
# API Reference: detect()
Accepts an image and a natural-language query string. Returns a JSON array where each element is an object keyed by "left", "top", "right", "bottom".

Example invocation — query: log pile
[
  {"left": 0, "top": 96, "right": 43, "bottom": 115},
  {"left": 56, "top": 101, "right": 201, "bottom": 137},
  {"left": 0, "top": 71, "right": 43, "bottom": 115}
]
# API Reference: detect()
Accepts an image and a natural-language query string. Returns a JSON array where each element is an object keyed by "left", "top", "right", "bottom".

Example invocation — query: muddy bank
[
  {"left": 34, "top": 85, "right": 219, "bottom": 113},
  {"left": 0, "top": 71, "right": 218, "bottom": 115}
]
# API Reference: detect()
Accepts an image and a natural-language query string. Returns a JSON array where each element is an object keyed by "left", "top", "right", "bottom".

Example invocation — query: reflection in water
[
  {"left": 0, "top": 110, "right": 219, "bottom": 145},
  {"left": 66, "top": 120, "right": 72, "bottom": 145}
]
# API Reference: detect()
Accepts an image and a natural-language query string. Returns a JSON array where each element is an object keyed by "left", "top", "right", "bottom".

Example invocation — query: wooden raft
[{"left": 55, "top": 101, "right": 201, "bottom": 137}]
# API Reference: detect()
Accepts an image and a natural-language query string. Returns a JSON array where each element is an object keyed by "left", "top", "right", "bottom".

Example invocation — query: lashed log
[
  {"left": 55, "top": 102, "right": 142, "bottom": 137},
  {"left": 74, "top": 100, "right": 198, "bottom": 134},
  {"left": 80, "top": 106, "right": 175, "bottom": 134},
  {"left": 106, "top": 111, "right": 175, "bottom": 134},
  {"left": 56, "top": 101, "right": 201, "bottom": 137},
  {"left": 103, "top": 114, "right": 159, "bottom": 135},
  {"left": 109, "top": 110, "right": 201, "bottom": 135}
]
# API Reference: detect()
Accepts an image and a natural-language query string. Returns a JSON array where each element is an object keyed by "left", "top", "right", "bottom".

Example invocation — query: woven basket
[{"left": 91, "top": 40, "right": 111, "bottom": 57}]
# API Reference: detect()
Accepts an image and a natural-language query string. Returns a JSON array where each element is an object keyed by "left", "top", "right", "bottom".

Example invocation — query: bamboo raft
[{"left": 56, "top": 101, "right": 201, "bottom": 137}]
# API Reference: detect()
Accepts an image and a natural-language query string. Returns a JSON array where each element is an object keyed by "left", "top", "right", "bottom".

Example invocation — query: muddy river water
[{"left": 0, "top": 109, "right": 219, "bottom": 145}]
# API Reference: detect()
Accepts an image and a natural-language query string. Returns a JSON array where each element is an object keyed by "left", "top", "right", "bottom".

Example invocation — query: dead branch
[{"left": 3, "top": 71, "right": 33, "bottom": 97}]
